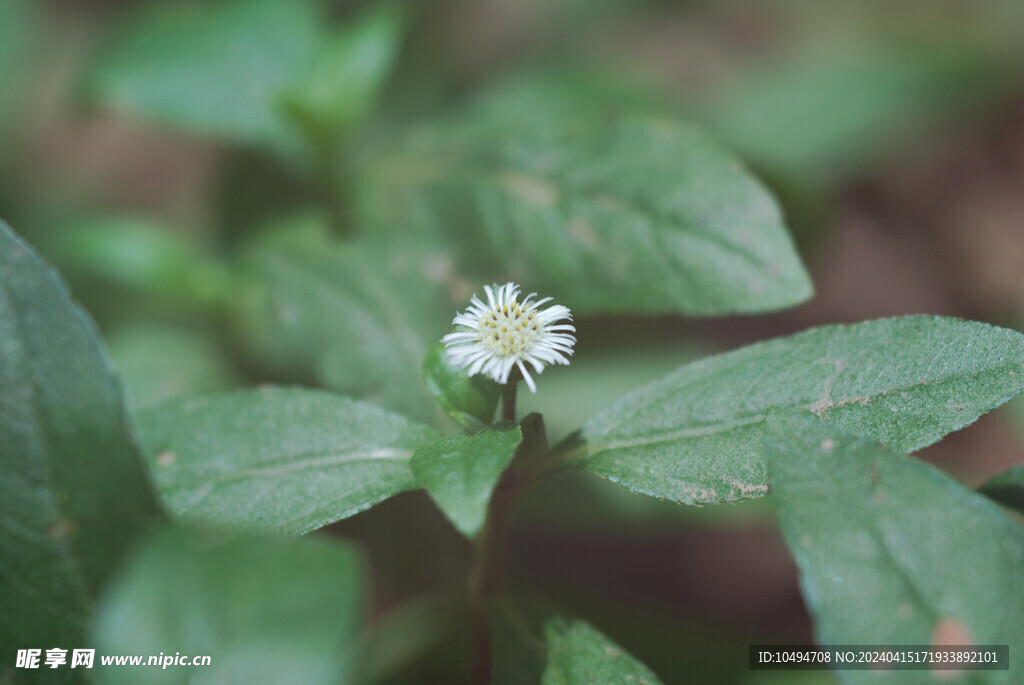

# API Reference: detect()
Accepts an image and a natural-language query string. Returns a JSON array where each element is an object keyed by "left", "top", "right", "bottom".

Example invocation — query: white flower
[{"left": 442, "top": 282, "right": 576, "bottom": 393}]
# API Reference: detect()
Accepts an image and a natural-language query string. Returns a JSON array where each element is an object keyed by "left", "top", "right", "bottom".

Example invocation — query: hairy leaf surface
[
  {"left": 136, "top": 387, "right": 437, "bottom": 534},
  {"left": 767, "top": 414, "right": 1024, "bottom": 685},
  {"left": 358, "top": 78, "right": 812, "bottom": 316},
  {"left": 233, "top": 223, "right": 452, "bottom": 426},
  {"left": 578, "top": 317, "right": 1024, "bottom": 504},
  {"left": 0, "top": 221, "right": 163, "bottom": 661},
  {"left": 411, "top": 426, "right": 522, "bottom": 538}
]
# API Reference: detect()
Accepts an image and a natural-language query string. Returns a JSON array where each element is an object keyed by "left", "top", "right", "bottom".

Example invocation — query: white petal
[
  {"left": 499, "top": 356, "right": 517, "bottom": 383},
  {"left": 524, "top": 354, "right": 545, "bottom": 373},
  {"left": 442, "top": 331, "right": 478, "bottom": 344},
  {"left": 538, "top": 305, "right": 571, "bottom": 323},
  {"left": 517, "top": 360, "right": 537, "bottom": 393}
]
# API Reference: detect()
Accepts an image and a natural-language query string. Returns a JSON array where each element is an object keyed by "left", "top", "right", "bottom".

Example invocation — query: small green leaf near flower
[
  {"left": 411, "top": 425, "right": 523, "bottom": 538},
  {"left": 423, "top": 342, "right": 501, "bottom": 431}
]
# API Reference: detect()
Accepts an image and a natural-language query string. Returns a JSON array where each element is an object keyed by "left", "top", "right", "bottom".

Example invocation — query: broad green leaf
[
  {"left": 107, "top": 324, "right": 239, "bottom": 412},
  {"left": 135, "top": 387, "right": 438, "bottom": 534},
  {"left": 92, "top": 526, "right": 365, "bottom": 685},
  {"left": 576, "top": 316, "right": 1024, "bottom": 505},
  {"left": 82, "top": 0, "right": 320, "bottom": 150},
  {"left": 0, "top": 221, "right": 163, "bottom": 658},
  {"left": 542, "top": 618, "right": 665, "bottom": 685},
  {"left": 422, "top": 342, "right": 500, "bottom": 431},
  {"left": 767, "top": 414, "right": 1024, "bottom": 685},
  {"left": 978, "top": 463, "right": 1024, "bottom": 515},
  {"left": 232, "top": 219, "right": 452, "bottom": 426},
  {"left": 280, "top": 3, "right": 404, "bottom": 145},
  {"left": 410, "top": 426, "right": 522, "bottom": 538},
  {"left": 356, "top": 78, "right": 813, "bottom": 316},
  {"left": 490, "top": 603, "right": 663, "bottom": 685}
]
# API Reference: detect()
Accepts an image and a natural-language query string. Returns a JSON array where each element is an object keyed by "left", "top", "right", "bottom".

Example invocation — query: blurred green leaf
[
  {"left": 0, "top": 220, "right": 163, "bottom": 660},
  {"left": 978, "top": 463, "right": 1024, "bottom": 515},
  {"left": 542, "top": 617, "right": 665, "bottom": 684},
  {"left": 423, "top": 342, "right": 501, "bottom": 431},
  {"left": 232, "top": 217, "right": 452, "bottom": 426},
  {"left": 575, "top": 316, "right": 1024, "bottom": 505},
  {"left": 351, "top": 595, "right": 469, "bottom": 685},
  {"left": 48, "top": 217, "right": 231, "bottom": 308},
  {"left": 747, "top": 672, "right": 839, "bottom": 685},
  {"left": 490, "top": 601, "right": 548, "bottom": 685},
  {"left": 357, "top": 77, "right": 813, "bottom": 316},
  {"left": 82, "top": 0, "right": 320, "bottom": 150},
  {"left": 767, "top": 414, "right": 1024, "bottom": 685},
  {"left": 491, "top": 602, "right": 663, "bottom": 685},
  {"left": 411, "top": 425, "right": 522, "bottom": 538},
  {"left": 281, "top": 3, "right": 405, "bottom": 146},
  {"left": 704, "top": 48, "right": 1005, "bottom": 181},
  {"left": 0, "top": 0, "right": 36, "bottom": 143},
  {"left": 108, "top": 324, "right": 239, "bottom": 412},
  {"left": 136, "top": 387, "right": 438, "bottom": 534},
  {"left": 505, "top": 584, "right": 756, "bottom": 685},
  {"left": 92, "top": 525, "right": 365, "bottom": 685}
]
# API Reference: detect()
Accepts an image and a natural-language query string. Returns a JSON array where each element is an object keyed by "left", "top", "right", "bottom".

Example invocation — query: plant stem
[
  {"left": 468, "top": 390, "right": 542, "bottom": 683},
  {"left": 502, "top": 377, "right": 518, "bottom": 423},
  {"left": 467, "top": 459, "right": 518, "bottom": 683}
]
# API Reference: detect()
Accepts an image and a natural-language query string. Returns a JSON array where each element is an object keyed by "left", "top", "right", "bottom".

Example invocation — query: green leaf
[
  {"left": 107, "top": 324, "right": 239, "bottom": 412},
  {"left": 232, "top": 219, "right": 452, "bottom": 426},
  {"left": 978, "top": 463, "right": 1024, "bottom": 515},
  {"left": 423, "top": 342, "right": 500, "bottom": 431},
  {"left": 490, "top": 603, "right": 663, "bottom": 685},
  {"left": 135, "top": 387, "right": 438, "bottom": 534},
  {"left": 576, "top": 316, "right": 1024, "bottom": 505},
  {"left": 280, "top": 3, "right": 405, "bottom": 145},
  {"left": 48, "top": 217, "right": 231, "bottom": 308},
  {"left": 410, "top": 425, "right": 522, "bottom": 538},
  {"left": 0, "top": 221, "right": 163, "bottom": 657},
  {"left": 91, "top": 525, "right": 365, "bottom": 685},
  {"left": 356, "top": 77, "right": 812, "bottom": 316},
  {"left": 0, "top": 0, "right": 36, "bottom": 147},
  {"left": 704, "top": 48, "right": 1000, "bottom": 180},
  {"left": 351, "top": 595, "right": 469, "bottom": 685},
  {"left": 542, "top": 618, "right": 665, "bottom": 685},
  {"left": 519, "top": 339, "right": 706, "bottom": 443},
  {"left": 766, "top": 414, "right": 1024, "bottom": 685},
  {"left": 82, "top": 0, "right": 320, "bottom": 150}
]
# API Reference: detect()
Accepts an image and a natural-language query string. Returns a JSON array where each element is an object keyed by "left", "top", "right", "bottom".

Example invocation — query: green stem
[
  {"left": 467, "top": 452, "right": 519, "bottom": 683},
  {"left": 502, "top": 375, "right": 518, "bottom": 423},
  {"left": 467, "top": 399, "right": 545, "bottom": 683}
]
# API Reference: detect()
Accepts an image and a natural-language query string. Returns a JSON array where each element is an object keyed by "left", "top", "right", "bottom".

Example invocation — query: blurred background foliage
[{"left": 2, "top": 0, "right": 1023, "bottom": 682}]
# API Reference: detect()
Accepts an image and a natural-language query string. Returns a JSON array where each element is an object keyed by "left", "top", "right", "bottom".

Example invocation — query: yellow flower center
[{"left": 479, "top": 300, "right": 543, "bottom": 358}]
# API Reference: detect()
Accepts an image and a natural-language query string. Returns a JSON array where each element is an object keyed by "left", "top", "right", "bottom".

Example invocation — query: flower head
[{"left": 442, "top": 282, "right": 575, "bottom": 393}]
